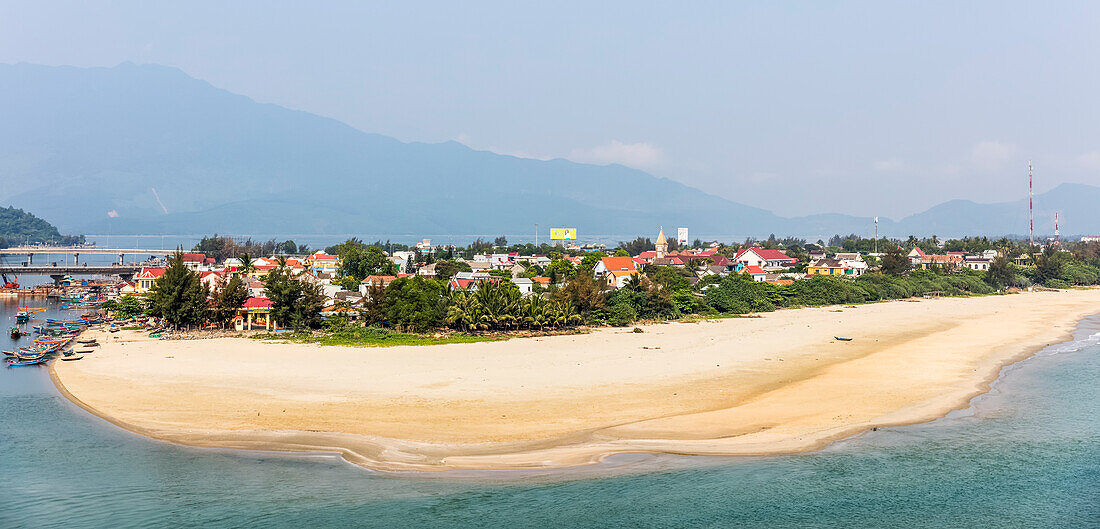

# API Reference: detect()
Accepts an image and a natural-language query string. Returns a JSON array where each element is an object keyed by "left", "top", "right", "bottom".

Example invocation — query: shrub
[{"left": 609, "top": 304, "right": 638, "bottom": 327}]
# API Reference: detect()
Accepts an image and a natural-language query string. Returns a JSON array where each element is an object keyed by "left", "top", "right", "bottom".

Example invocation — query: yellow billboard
[{"left": 550, "top": 228, "right": 577, "bottom": 240}]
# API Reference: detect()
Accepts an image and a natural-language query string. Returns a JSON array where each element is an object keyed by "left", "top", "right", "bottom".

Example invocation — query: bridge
[
  {"left": 0, "top": 247, "right": 171, "bottom": 265},
  {"left": 0, "top": 263, "right": 145, "bottom": 281}
]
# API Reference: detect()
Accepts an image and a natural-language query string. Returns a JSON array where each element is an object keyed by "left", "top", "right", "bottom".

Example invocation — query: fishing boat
[
  {"left": 76, "top": 338, "right": 97, "bottom": 344},
  {"left": 7, "top": 357, "right": 48, "bottom": 366},
  {"left": 10, "top": 326, "right": 21, "bottom": 339},
  {"left": 60, "top": 355, "right": 83, "bottom": 361},
  {"left": 834, "top": 336, "right": 853, "bottom": 341},
  {"left": 15, "top": 311, "right": 29, "bottom": 323},
  {"left": 18, "top": 307, "right": 47, "bottom": 314}
]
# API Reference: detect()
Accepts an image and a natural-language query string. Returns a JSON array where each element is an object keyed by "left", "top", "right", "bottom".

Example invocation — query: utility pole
[
  {"left": 1029, "top": 161, "right": 1034, "bottom": 247},
  {"left": 874, "top": 216, "right": 878, "bottom": 254},
  {"left": 535, "top": 223, "right": 538, "bottom": 247},
  {"left": 1055, "top": 212, "right": 1060, "bottom": 245}
]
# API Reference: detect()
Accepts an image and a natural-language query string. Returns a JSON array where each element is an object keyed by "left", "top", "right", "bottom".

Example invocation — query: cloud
[
  {"left": 873, "top": 158, "right": 903, "bottom": 172},
  {"left": 567, "top": 141, "right": 665, "bottom": 170},
  {"left": 969, "top": 140, "right": 1015, "bottom": 171},
  {"left": 1077, "top": 151, "right": 1100, "bottom": 171}
]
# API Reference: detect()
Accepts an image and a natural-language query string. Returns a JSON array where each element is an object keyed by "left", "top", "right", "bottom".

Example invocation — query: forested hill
[{"left": 0, "top": 206, "right": 83, "bottom": 247}]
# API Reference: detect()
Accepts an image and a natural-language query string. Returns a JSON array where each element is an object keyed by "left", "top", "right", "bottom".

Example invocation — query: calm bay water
[{"left": 1, "top": 293, "right": 1098, "bottom": 528}]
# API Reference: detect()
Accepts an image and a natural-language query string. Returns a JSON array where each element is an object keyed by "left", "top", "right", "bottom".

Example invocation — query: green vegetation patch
[{"left": 252, "top": 325, "right": 499, "bottom": 348}]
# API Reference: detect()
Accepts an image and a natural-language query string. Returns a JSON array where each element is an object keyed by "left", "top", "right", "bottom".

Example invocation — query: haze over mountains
[{"left": 0, "top": 62, "right": 1096, "bottom": 241}]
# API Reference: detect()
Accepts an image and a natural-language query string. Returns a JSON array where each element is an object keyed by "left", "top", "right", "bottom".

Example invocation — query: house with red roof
[
  {"left": 234, "top": 297, "right": 276, "bottom": 331},
  {"left": 743, "top": 265, "right": 768, "bottom": 282},
  {"left": 907, "top": 247, "right": 926, "bottom": 265},
  {"left": 133, "top": 267, "right": 166, "bottom": 293},
  {"left": 449, "top": 276, "right": 501, "bottom": 291},
  {"left": 359, "top": 275, "right": 399, "bottom": 296},
  {"left": 181, "top": 253, "right": 206, "bottom": 270},
  {"left": 305, "top": 251, "right": 341, "bottom": 275},
  {"left": 198, "top": 270, "right": 225, "bottom": 291},
  {"left": 604, "top": 268, "right": 640, "bottom": 289},
  {"left": 593, "top": 256, "right": 638, "bottom": 277},
  {"left": 733, "top": 247, "right": 797, "bottom": 270}
]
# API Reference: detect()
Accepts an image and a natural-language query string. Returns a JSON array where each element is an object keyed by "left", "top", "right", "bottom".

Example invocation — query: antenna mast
[{"left": 1028, "top": 161, "right": 1034, "bottom": 247}]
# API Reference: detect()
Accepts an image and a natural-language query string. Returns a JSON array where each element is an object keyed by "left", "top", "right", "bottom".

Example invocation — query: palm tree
[
  {"left": 275, "top": 255, "right": 288, "bottom": 269},
  {"left": 237, "top": 253, "right": 256, "bottom": 277},
  {"left": 446, "top": 292, "right": 479, "bottom": 332}
]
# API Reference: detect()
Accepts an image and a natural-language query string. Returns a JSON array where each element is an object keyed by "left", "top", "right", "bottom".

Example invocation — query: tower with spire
[{"left": 655, "top": 227, "right": 668, "bottom": 259}]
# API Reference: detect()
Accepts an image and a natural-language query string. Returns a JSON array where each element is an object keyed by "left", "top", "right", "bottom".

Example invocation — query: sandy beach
[{"left": 51, "top": 289, "right": 1100, "bottom": 471}]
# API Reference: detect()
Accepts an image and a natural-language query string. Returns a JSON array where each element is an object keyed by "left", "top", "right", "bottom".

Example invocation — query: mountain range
[{"left": 0, "top": 62, "right": 1096, "bottom": 241}]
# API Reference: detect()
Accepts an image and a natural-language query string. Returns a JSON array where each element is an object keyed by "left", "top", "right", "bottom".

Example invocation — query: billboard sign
[
  {"left": 550, "top": 228, "right": 577, "bottom": 240},
  {"left": 677, "top": 227, "right": 689, "bottom": 245}
]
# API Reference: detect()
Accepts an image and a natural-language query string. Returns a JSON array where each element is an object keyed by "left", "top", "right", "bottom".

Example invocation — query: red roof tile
[
  {"left": 136, "top": 268, "right": 166, "bottom": 279},
  {"left": 242, "top": 297, "right": 273, "bottom": 309},
  {"left": 600, "top": 256, "right": 637, "bottom": 272}
]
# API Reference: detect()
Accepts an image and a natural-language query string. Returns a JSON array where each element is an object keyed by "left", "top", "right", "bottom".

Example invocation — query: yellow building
[
  {"left": 807, "top": 259, "right": 846, "bottom": 276},
  {"left": 133, "top": 267, "right": 166, "bottom": 293}
]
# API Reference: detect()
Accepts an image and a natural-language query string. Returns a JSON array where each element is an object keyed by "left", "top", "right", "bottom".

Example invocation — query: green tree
[
  {"left": 552, "top": 273, "right": 605, "bottom": 319},
  {"left": 236, "top": 253, "right": 256, "bottom": 276},
  {"left": 101, "top": 294, "right": 146, "bottom": 319},
  {"left": 147, "top": 252, "right": 210, "bottom": 328},
  {"left": 545, "top": 259, "right": 578, "bottom": 282},
  {"left": 984, "top": 256, "right": 1015, "bottom": 289},
  {"left": 1034, "top": 247, "right": 1066, "bottom": 286},
  {"left": 880, "top": 246, "right": 910, "bottom": 275},
  {"left": 264, "top": 268, "right": 326, "bottom": 330},
  {"left": 433, "top": 260, "right": 471, "bottom": 282},
  {"left": 383, "top": 276, "right": 447, "bottom": 331},
  {"left": 210, "top": 274, "right": 250, "bottom": 326},
  {"left": 338, "top": 245, "right": 398, "bottom": 281}
]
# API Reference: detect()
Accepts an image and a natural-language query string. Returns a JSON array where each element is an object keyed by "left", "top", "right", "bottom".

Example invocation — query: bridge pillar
[
  {"left": 27, "top": 253, "right": 32, "bottom": 265},
  {"left": 74, "top": 253, "right": 79, "bottom": 265},
  {"left": 119, "top": 253, "right": 125, "bottom": 265}
]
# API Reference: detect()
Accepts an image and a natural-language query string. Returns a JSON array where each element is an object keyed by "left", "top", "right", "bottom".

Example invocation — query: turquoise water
[{"left": 2, "top": 294, "right": 1098, "bottom": 528}]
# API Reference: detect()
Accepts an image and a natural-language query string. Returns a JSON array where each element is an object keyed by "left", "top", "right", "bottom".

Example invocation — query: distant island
[{"left": 0, "top": 205, "right": 84, "bottom": 248}]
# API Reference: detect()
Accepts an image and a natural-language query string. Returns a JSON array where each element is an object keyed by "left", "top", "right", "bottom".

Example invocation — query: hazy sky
[{"left": 2, "top": 1, "right": 1099, "bottom": 219}]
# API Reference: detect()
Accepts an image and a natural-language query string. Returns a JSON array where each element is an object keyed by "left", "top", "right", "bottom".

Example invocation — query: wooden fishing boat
[
  {"left": 35, "top": 336, "right": 74, "bottom": 344},
  {"left": 834, "top": 336, "right": 853, "bottom": 341},
  {"left": 60, "top": 355, "right": 83, "bottom": 361},
  {"left": 7, "top": 357, "right": 48, "bottom": 366},
  {"left": 15, "top": 312, "right": 29, "bottom": 323},
  {"left": 10, "top": 326, "right": 21, "bottom": 339},
  {"left": 76, "top": 338, "right": 97, "bottom": 344},
  {"left": 19, "top": 307, "right": 47, "bottom": 314}
]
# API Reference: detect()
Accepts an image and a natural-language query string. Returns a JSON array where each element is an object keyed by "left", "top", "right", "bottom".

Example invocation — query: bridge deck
[
  {"left": 0, "top": 264, "right": 144, "bottom": 276},
  {"left": 0, "top": 247, "right": 172, "bottom": 255}
]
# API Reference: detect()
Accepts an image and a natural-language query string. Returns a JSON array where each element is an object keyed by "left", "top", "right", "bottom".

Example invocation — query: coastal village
[{"left": 66, "top": 227, "right": 1082, "bottom": 333}]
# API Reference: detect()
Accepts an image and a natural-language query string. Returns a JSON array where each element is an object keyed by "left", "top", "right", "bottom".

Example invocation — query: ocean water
[{"left": 1, "top": 294, "right": 1098, "bottom": 528}]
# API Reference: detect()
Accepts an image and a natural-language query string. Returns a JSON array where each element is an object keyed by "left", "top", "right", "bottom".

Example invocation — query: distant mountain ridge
[{"left": 0, "top": 62, "right": 1096, "bottom": 240}]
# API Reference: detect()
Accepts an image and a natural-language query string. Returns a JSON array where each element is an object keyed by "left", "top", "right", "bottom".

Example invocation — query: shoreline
[{"left": 50, "top": 289, "right": 1100, "bottom": 472}]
